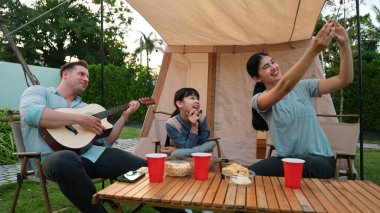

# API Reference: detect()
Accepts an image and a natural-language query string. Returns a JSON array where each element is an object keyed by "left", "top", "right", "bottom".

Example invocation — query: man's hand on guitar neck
[{"left": 121, "top": 100, "right": 140, "bottom": 120}]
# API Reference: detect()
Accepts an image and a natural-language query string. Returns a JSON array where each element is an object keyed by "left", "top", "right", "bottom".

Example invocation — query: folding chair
[
  {"left": 10, "top": 121, "right": 52, "bottom": 213},
  {"left": 265, "top": 114, "right": 360, "bottom": 180},
  {"left": 10, "top": 121, "right": 110, "bottom": 213},
  {"left": 319, "top": 115, "right": 360, "bottom": 180},
  {"left": 152, "top": 110, "right": 227, "bottom": 172}
]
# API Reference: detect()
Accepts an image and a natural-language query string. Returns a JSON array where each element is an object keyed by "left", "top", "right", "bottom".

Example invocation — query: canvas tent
[{"left": 130, "top": 0, "right": 338, "bottom": 165}]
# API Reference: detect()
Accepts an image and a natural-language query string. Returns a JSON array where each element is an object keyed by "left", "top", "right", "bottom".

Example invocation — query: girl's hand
[
  {"left": 160, "top": 146, "right": 176, "bottom": 155},
  {"left": 331, "top": 20, "right": 350, "bottom": 46},
  {"left": 312, "top": 21, "right": 335, "bottom": 52},
  {"left": 187, "top": 109, "right": 199, "bottom": 128}
]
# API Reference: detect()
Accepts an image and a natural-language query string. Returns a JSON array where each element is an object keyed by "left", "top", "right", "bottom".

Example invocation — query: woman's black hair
[
  {"left": 246, "top": 52, "right": 269, "bottom": 131},
  {"left": 165, "top": 88, "right": 200, "bottom": 146}
]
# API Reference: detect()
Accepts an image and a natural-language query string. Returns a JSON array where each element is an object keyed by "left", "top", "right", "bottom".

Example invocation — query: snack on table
[
  {"left": 222, "top": 163, "right": 254, "bottom": 186},
  {"left": 165, "top": 159, "right": 192, "bottom": 176},
  {"left": 222, "top": 163, "right": 250, "bottom": 176}
]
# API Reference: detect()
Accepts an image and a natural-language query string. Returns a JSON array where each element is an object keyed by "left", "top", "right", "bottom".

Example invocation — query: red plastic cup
[
  {"left": 146, "top": 153, "right": 167, "bottom": 183},
  {"left": 282, "top": 158, "right": 305, "bottom": 188},
  {"left": 191, "top": 153, "right": 212, "bottom": 180}
]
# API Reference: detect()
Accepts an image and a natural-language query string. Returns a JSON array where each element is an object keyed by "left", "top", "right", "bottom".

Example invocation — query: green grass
[
  {"left": 119, "top": 125, "right": 142, "bottom": 139},
  {"left": 364, "top": 139, "right": 380, "bottom": 144},
  {"left": 0, "top": 181, "right": 157, "bottom": 213},
  {"left": 354, "top": 149, "right": 380, "bottom": 185}
]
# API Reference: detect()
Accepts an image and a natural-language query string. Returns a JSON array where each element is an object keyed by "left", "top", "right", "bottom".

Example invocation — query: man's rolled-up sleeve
[{"left": 20, "top": 86, "right": 47, "bottom": 128}]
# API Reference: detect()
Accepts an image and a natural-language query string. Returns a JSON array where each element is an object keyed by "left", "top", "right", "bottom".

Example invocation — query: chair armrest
[
  {"left": 13, "top": 152, "right": 41, "bottom": 158},
  {"left": 208, "top": 137, "right": 221, "bottom": 142},
  {"left": 152, "top": 140, "right": 160, "bottom": 145},
  {"left": 336, "top": 153, "right": 356, "bottom": 159},
  {"left": 152, "top": 140, "right": 161, "bottom": 153}
]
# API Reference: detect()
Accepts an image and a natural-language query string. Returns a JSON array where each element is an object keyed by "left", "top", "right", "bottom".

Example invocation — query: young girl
[
  {"left": 246, "top": 20, "right": 353, "bottom": 178},
  {"left": 160, "top": 88, "right": 216, "bottom": 157}
]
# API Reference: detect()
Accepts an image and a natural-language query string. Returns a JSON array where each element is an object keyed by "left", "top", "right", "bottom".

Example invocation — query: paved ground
[
  {"left": 1, "top": 140, "right": 379, "bottom": 185},
  {"left": 0, "top": 139, "right": 138, "bottom": 185}
]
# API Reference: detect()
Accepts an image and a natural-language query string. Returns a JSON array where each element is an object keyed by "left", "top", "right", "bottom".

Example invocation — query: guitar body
[
  {"left": 39, "top": 97, "right": 155, "bottom": 154},
  {"left": 40, "top": 104, "right": 113, "bottom": 154}
]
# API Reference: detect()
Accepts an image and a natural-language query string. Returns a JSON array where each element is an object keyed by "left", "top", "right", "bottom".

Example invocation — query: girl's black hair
[
  {"left": 165, "top": 88, "right": 201, "bottom": 146},
  {"left": 246, "top": 52, "right": 269, "bottom": 131}
]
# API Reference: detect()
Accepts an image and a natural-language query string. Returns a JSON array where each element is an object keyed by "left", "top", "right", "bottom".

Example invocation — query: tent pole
[
  {"left": 140, "top": 52, "right": 172, "bottom": 137},
  {"left": 100, "top": 0, "right": 105, "bottom": 106},
  {"left": 207, "top": 53, "right": 217, "bottom": 137},
  {"left": 0, "top": 17, "right": 39, "bottom": 86},
  {"left": 355, "top": 0, "right": 363, "bottom": 180}
]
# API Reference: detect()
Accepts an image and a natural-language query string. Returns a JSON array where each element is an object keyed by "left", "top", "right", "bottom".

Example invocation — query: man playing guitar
[{"left": 20, "top": 60, "right": 147, "bottom": 212}]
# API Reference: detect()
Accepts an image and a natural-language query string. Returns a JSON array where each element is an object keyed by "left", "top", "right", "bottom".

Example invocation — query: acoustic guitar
[{"left": 39, "top": 97, "right": 155, "bottom": 154}]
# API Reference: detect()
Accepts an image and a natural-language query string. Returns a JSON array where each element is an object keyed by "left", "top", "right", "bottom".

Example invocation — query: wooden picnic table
[{"left": 92, "top": 167, "right": 380, "bottom": 212}]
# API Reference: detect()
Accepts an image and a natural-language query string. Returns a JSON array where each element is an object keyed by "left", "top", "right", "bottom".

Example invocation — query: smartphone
[{"left": 117, "top": 171, "right": 145, "bottom": 183}]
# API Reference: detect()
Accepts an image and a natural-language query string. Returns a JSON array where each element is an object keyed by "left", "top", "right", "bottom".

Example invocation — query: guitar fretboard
[{"left": 93, "top": 104, "right": 130, "bottom": 119}]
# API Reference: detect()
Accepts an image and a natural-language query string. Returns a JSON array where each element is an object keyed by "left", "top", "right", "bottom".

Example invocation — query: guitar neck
[{"left": 93, "top": 104, "right": 130, "bottom": 119}]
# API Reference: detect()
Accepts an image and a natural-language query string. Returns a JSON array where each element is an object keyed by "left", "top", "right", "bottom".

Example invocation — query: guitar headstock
[{"left": 139, "top": 97, "right": 156, "bottom": 105}]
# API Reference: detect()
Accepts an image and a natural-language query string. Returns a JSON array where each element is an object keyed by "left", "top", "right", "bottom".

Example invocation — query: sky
[{"left": 18, "top": 0, "right": 379, "bottom": 70}]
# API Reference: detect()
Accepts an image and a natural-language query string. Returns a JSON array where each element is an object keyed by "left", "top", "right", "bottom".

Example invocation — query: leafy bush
[
  {"left": 81, "top": 63, "right": 157, "bottom": 123},
  {"left": 328, "top": 51, "right": 380, "bottom": 131},
  {"left": 0, "top": 110, "right": 18, "bottom": 164}
]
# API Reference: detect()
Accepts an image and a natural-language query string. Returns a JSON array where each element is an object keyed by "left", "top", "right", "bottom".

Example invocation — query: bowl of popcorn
[
  {"left": 222, "top": 163, "right": 255, "bottom": 186},
  {"left": 165, "top": 157, "right": 193, "bottom": 177}
]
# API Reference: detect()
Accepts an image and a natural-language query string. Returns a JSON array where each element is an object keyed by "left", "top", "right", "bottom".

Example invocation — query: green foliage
[
  {"left": 0, "top": 110, "right": 18, "bottom": 164},
  {"left": 315, "top": 4, "right": 380, "bottom": 131},
  {"left": 328, "top": 51, "right": 380, "bottom": 131},
  {"left": 81, "top": 63, "right": 157, "bottom": 123},
  {"left": 0, "top": 0, "right": 132, "bottom": 67}
]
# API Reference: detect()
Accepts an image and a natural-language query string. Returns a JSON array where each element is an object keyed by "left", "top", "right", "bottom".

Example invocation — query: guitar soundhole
[{"left": 65, "top": 125, "right": 78, "bottom": 135}]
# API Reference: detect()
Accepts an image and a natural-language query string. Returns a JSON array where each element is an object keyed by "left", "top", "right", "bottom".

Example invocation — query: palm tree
[{"left": 134, "top": 32, "right": 164, "bottom": 68}]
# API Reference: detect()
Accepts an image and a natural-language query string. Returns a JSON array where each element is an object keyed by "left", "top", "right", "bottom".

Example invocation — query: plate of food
[
  {"left": 165, "top": 157, "right": 193, "bottom": 177},
  {"left": 222, "top": 163, "right": 255, "bottom": 186}
]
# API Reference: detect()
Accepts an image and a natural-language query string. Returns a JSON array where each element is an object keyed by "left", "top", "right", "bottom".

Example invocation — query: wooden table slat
[
  {"left": 304, "top": 179, "right": 338, "bottom": 213},
  {"left": 142, "top": 176, "right": 176, "bottom": 201},
  {"left": 348, "top": 180, "right": 380, "bottom": 208},
  {"left": 279, "top": 177, "right": 303, "bottom": 212},
  {"left": 130, "top": 181, "right": 160, "bottom": 200},
  {"left": 330, "top": 180, "right": 373, "bottom": 213},
  {"left": 201, "top": 174, "right": 222, "bottom": 206},
  {"left": 212, "top": 179, "right": 228, "bottom": 207},
  {"left": 93, "top": 167, "right": 380, "bottom": 213},
  {"left": 246, "top": 179, "right": 257, "bottom": 211},
  {"left": 255, "top": 176, "right": 269, "bottom": 211},
  {"left": 355, "top": 180, "right": 380, "bottom": 199},
  {"left": 365, "top": 180, "right": 380, "bottom": 193},
  {"left": 235, "top": 185, "right": 246, "bottom": 209},
  {"left": 161, "top": 176, "right": 191, "bottom": 203},
  {"left": 339, "top": 180, "right": 379, "bottom": 211},
  {"left": 300, "top": 179, "right": 326, "bottom": 213},
  {"left": 293, "top": 188, "right": 314, "bottom": 212},
  {"left": 181, "top": 179, "right": 204, "bottom": 204},
  {"left": 113, "top": 177, "right": 149, "bottom": 198},
  {"left": 191, "top": 173, "right": 216, "bottom": 205},
  {"left": 170, "top": 177, "right": 196, "bottom": 204},
  {"left": 263, "top": 176, "right": 280, "bottom": 212},
  {"left": 322, "top": 180, "right": 360, "bottom": 213},
  {"left": 150, "top": 177, "right": 182, "bottom": 202},
  {"left": 270, "top": 177, "right": 291, "bottom": 212},
  {"left": 122, "top": 178, "right": 151, "bottom": 199},
  {"left": 96, "top": 181, "right": 128, "bottom": 198},
  {"left": 312, "top": 179, "right": 349, "bottom": 212},
  {"left": 224, "top": 184, "right": 237, "bottom": 208}
]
